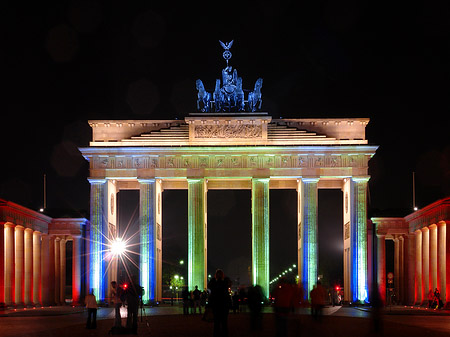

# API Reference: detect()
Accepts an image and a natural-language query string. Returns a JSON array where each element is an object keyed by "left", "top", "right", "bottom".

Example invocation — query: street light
[{"left": 110, "top": 238, "right": 126, "bottom": 256}]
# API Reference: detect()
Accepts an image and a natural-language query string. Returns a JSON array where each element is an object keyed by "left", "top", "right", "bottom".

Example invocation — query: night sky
[{"left": 3, "top": 1, "right": 450, "bottom": 288}]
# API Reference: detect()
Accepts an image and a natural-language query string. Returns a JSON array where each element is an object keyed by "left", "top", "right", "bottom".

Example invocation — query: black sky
[{"left": 3, "top": 0, "right": 450, "bottom": 286}]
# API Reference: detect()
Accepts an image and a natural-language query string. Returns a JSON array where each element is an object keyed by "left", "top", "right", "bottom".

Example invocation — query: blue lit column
[
  {"left": 350, "top": 176, "right": 370, "bottom": 303},
  {"left": 298, "top": 178, "right": 319, "bottom": 298},
  {"left": 187, "top": 178, "right": 207, "bottom": 292},
  {"left": 88, "top": 178, "right": 106, "bottom": 301},
  {"left": 252, "top": 178, "right": 270, "bottom": 299},
  {"left": 139, "top": 179, "right": 157, "bottom": 304}
]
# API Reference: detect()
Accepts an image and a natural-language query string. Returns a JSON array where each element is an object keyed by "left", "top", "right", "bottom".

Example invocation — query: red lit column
[
  {"left": 72, "top": 236, "right": 82, "bottom": 305},
  {"left": 422, "top": 227, "right": 430, "bottom": 304},
  {"left": 60, "top": 238, "right": 66, "bottom": 305},
  {"left": 406, "top": 234, "right": 416, "bottom": 305},
  {"left": 415, "top": 229, "right": 422, "bottom": 305},
  {"left": 429, "top": 224, "right": 438, "bottom": 292},
  {"left": 376, "top": 233, "right": 386, "bottom": 303},
  {"left": 4, "top": 223, "right": 15, "bottom": 306},
  {"left": 54, "top": 237, "right": 61, "bottom": 305},
  {"left": 24, "top": 228, "right": 33, "bottom": 306},
  {"left": 33, "top": 231, "right": 41, "bottom": 305},
  {"left": 436, "top": 221, "right": 446, "bottom": 305},
  {"left": 15, "top": 225, "right": 24, "bottom": 306}
]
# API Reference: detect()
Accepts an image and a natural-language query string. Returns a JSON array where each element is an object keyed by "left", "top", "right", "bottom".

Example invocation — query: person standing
[
  {"left": 85, "top": 289, "right": 98, "bottom": 329},
  {"left": 111, "top": 281, "right": 123, "bottom": 328},
  {"left": 208, "top": 269, "right": 232, "bottom": 337},
  {"left": 126, "top": 278, "right": 143, "bottom": 335},
  {"left": 193, "top": 285, "right": 202, "bottom": 314}
]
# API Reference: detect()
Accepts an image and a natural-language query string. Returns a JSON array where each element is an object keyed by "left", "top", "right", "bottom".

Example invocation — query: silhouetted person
[
  {"left": 247, "top": 284, "right": 264, "bottom": 332},
  {"left": 85, "top": 289, "right": 98, "bottom": 329},
  {"left": 126, "top": 278, "right": 143, "bottom": 334},
  {"left": 310, "top": 281, "right": 326, "bottom": 321},
  {"left": 111, "top": 281, "right": 123, "bottom": 328},
  {"left": 208, "top": 269, "right": 232, "bottom": 337},
  {"left": 232, "top": 291, "right": 240, "bottom": 314},
  {"left": 181, "top": 286, "right": 190, "bottom": 315},
  {"left": 370, "top": 284, "right": 383, "bottom": 335},
  {"left": 273, "top": 278, "right": 295, "bottom": 337},
  {"left": 193, "top": 285, "right": 202, "bottom": 314}
]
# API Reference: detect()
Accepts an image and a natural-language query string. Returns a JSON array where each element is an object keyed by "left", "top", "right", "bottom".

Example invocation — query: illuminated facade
[
  {"left": 372, "top": 197, "right": 450, "bottom": 306},
  {"left": 80, "top": 115, "right": 377, "bottom": 302},
  {"left": 0, "top": 199, "right": 88, "bottom": 307}
]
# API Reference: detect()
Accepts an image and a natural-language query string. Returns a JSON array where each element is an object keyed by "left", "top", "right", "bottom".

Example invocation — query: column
[
  {"left": 88, "top": 178, "right": 106, "bottom": 301},
  {"left": 72, "top": 236, "right": 82, "bottom": 305},
  {"left": 298, "top": 178, "right": 319, "bottom": 298},
  {"left": 60, "top": 238, "right": 66, "bottom": 304},
  {"left": 0, "top": 222, "right": 4, "bottom": 306},
  {"left": 436, "top": 221, "right": 446, "bottom": 304},
  {"left": 399, "top": 236, "right": 404, "bottom": 303},
  {"left": 24, "top": 228, "right": 33, "bottom": 306},
  {"left": 415, "top": 229, "right": 422, "bottom": 304},
  {"left": 252, "top": 178, "right": 270, "bottom": 299},
  {"left": 40, "top": 234, "right": 50, "bottom": 305},
  {"left": 4, "top": 223, "right": 15, "bottom": 306},
  {"left": 139, "top": 179, "right": 158, "bottom": 303},
  {"left": 405, "top": 234, "right": 416, "bottom": 305},
  {"left": 422, "top": 227, "right": 429, "bottom": 303},
  {"left": 429, "top": 224, "right": 437, "bottom": 292},
  {"left": 15, "top": 225, "right": 24, "bottom": 306},
  {"left": 54, "top": 237, "right": 61, "bottom": 305},
  {"left": 187, "top": 178, "right": 207, "bottom": 293},
  {"left": 350, "top": 177, "right": 369, "bottom": 303},
  {"left": 48, "top": 237, "right": 55, "bottom": 305},
  {"left": 376, "top": 233, "right": 386, "bottom": 303},
  {"left": 33, "top": 231, "right": 41, "bottom": 305},
  {"left": 394, "top": 237, "right": 399, "bottom": 301}
]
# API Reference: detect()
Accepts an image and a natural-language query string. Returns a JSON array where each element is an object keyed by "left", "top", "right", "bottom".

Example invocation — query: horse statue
[
  {"left": 213, "top": 79, "right": 223, "bottom": 112},
  {"left": 196, "top": 79, "right": 211, "bottom": 112},
  {"left": 236, "top": 77, "right": 245, "bottom": 111},
  {"left": 248, "top": 78, "right": 263, "bottom": 112}
]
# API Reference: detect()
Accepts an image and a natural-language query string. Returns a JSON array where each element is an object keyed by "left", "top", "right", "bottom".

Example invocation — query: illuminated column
[
  {"left": 394, "top": 237, "right": 399, "bottom": 301},
  {"left": 187, "top": 178, "right": 207, "bottom": 293},
  {"left": 415, "top": 229, "right": 422, "bottom": 304},
  {"left": 33, "top": 231, "right": 41, "bottom": 305},
  {"left": 15, "top": 225, "right": 24, "bottom": 306},
  {"left": 422, "top": 227, "right": 429, "bottom": 303},
  {"left": 54, "top": 237, "right": 61, "bottom": 305},
  {"left": 0, "top": 223, "right": 4, "bottom": 306},
  {"left": 40, "top": 234, "right": 50, "bottom": 305},
  {"left": 406, "top": 234, "right": 416, "bottom": 305},
  {"left": 252, "top": 178, "right": 270, "bottom": 299},
  {"left": 72, "top": 236, "right": 82, "bottom": 305},
  {"left": 399, "top": 236, "right": 404, "bottom": 303},
  {"left": 429, "top": 224, "right": 437, "bottom": 292},
  {"left": 436, "top": 221, "right": 446, "bottom": 304},
  {"left": 4, "top": 222, "right": 15, "bottom": 306},
  {"left": 60, "top": 238, "right": 66, "bottom": 304},
  {"left": 376, "top": 233, "right": 386, "bottom": 303},
  {"left": 24, "top": 228, "right": 33, "bottom": 306},
  {"left": 139, "top": 179, "right": 159, "bottom": 303},
  {"left": 350, "top": 177, "right": 369, "bottom": 303},
  {"left": 88, "top": 178, "right": 106, "bottom": 301},
  {"left": 298, "top": 178, "right": 319, "bottom": 298},
  {"left": 48, "top": 237, "right": 56, "bottom": 305}
]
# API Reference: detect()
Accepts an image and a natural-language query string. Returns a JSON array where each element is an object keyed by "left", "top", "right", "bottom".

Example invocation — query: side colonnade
[
  {"left": 373, "top": 197, "right": 450, "bottom": 306},
  {"left": 0, "top": 199, "right": 88, "bottom": 307}
]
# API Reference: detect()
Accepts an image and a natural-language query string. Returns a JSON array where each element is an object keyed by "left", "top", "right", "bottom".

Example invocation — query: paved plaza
[{"left": 0, "top": 305, "right": 449, "bottom": 337}]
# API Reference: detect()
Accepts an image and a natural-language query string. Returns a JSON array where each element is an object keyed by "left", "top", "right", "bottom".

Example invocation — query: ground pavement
[{"left": 0, "top": 305, "right": 449, "bottom": 337}]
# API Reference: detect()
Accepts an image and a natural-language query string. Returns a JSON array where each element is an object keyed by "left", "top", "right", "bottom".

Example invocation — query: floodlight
[{"left": 110, "top": 238, "right": 126, "bottom": 256}]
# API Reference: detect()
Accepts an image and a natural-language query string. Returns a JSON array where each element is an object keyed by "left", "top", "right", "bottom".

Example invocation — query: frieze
[
  {"left": 90, "top": 153, "right": 369, "bottom": 170},
  {"left": 194, "top": 124, "right": 262, "bottom": 138}
]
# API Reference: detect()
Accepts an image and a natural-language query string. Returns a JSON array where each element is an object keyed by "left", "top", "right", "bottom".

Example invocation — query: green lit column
[
  {"left": 252, "top": 178, "right": 270, "bottom": 299},
  {"left": 299, "top": 178, "right": 319, "bottom": 298},
  {"left": 188, "top": 178, "right": 207, "bottom": 292},
  {"left": 88, "top": 178, "right": 106, "bottom": 301},
  {"left": 139, "top": 179, "right": 157, "bottom": 304},
  {"left": 350, "top": 176, "right": 370, "bottom": 303}
]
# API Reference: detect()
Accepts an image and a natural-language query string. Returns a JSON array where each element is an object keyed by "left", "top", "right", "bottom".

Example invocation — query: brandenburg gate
[{"left": 79, "top": 42, "right": 377, "bottom": 303}]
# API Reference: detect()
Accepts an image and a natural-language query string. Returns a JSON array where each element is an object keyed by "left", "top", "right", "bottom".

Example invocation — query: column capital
[
  {"left": 437, "top": 220, "right": 447, "bottom": 227},
  {"left": 14, "top": 225, "right": 24, "bottom": 231},
  {"left": 88, "top": 178, "right": 106, "bottom": 185},
  {"left": 351, "top": 176, "right": 370, "bottom": 183},
  {"left": 138, "top": 178, "right": 156, "bottom": 184},
  {"left": 24, "top": 227, "right": 33, "bottom": 233},
  {"left": 421, "top": 227, "right": 429, "bottom": 233},
  {"left": 301, "top": 177, "right": 320, "bottom": 183},
  {"left": 376, "top": 233, "right": 386, "bottom": 239},
  {"left": 4, "top": 222, "right": 15, "bottom": 228},
  {"left": 429, "top": 223, "right": 437, "bottom": 229}
]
